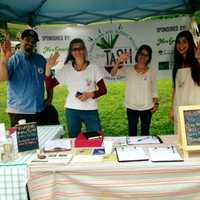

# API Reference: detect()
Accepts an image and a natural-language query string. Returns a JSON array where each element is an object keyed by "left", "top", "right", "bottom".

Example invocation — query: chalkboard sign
[
  {"left": 184, "top": 110, "right": 200, "bottom": 145},
  {"left": 16, "top": 122, "right": 39, "bottom": 152},
  {"left": 178, "top": 105, "right": 200, "bottom": 159}
]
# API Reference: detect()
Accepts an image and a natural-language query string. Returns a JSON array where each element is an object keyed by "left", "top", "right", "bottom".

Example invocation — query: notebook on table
[{"left": 43, "top": 139, "right": 72, "bottom": 152}]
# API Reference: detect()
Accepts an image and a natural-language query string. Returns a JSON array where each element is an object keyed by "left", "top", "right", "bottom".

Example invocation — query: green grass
[{"left": 0, "top": 80, "right": 174, "bottom": 136}]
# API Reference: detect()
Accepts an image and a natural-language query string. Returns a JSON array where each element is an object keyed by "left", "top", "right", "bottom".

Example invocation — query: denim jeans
[{"left": 65, "top": 108, "right": 101, "bottom": 138}]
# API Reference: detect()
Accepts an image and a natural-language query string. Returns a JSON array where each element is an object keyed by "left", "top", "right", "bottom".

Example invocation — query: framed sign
[
  {"left": 16, "top": 122, "right": 39, "bottom": 152},
  {"left": 178, "top": 105, "right": 200, "bottom": 159}
]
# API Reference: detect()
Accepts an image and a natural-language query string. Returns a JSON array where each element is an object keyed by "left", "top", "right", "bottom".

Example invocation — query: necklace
[
  {"left": 74, "top": 61, "right": 88, "bottom": 71},
  {"left": 134, "top": 64, "right": 148, "bottom": 74}
]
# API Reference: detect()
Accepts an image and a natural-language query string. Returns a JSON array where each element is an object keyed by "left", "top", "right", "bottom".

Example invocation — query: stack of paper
[
  {"left": 47, "top": 153, "right": 73, "bottom": 163},
  {"left": 115, "top": 146, "right": 148, "bottom": 162},
  {"left": 44, "top": 139, "right": 71, "bottom": 152},
  {"left": 148, "top": 146, "right": 183, "bottom": 162},
  {"left": 112, "top": 137, "right": 127, "bottom": 147},
  {"left": 127, "top": 136, "right": 162, "bottom": 145}
]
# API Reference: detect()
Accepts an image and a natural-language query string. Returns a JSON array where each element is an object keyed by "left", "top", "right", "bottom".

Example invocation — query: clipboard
[
  {"left": 115, "top": 146, "right": 149, "bottom": 162},
  {"left": 148, "top": 146, "right": 183, "bottom": 162}
]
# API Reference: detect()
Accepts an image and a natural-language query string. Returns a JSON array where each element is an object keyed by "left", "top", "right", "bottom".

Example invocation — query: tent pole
[
  {"left": 189, "top": 0, "right": 196, "bottom": 13},
  {"left": 0, "top": 21, "right": 8, "bottom": 30}
]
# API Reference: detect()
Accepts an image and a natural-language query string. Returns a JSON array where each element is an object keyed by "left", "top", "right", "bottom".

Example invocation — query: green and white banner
[{"left": 36, "top": 16, "right": 190, "bottom": 80}]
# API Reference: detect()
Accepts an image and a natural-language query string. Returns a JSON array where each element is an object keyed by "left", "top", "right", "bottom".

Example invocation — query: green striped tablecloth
[{"left": 0, "top": 125, "right": 64, "bottom": 200}]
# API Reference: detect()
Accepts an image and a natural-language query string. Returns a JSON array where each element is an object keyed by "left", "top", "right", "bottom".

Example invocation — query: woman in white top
[
  {"left": 111, "top": 45, "right": 159, "bottom": 136},
  {"left": 46, "top": 38, "right": 107, "bottom": 138},
  {"left": 169, "top": 31, "right": 200, "bottom": 132}
]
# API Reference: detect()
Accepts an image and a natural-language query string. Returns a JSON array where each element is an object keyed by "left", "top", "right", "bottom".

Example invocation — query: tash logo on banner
[{"left": 88, "top": 25, "right": 137, "bottom": 78}]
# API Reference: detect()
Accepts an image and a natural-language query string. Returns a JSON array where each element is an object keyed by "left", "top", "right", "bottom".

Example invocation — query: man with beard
[{"left": 0, "top": 29, "right": 59, "bottom": 126}]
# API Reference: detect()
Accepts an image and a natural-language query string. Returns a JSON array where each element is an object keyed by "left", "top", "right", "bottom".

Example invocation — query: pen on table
[
  {"left": 171, "top": 146, "right": 175, "bottom": 153},
  {"left": 137, "top": 137, "right": 149, "bottom": 142}
]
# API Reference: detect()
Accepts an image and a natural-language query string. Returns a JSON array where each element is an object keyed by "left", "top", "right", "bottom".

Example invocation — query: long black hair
[
  {"left": 173, "top": 30, "right": 200, "bottom": 87},
  {"left": 64, "top": 38, "right": 87, "bottom": 64}
]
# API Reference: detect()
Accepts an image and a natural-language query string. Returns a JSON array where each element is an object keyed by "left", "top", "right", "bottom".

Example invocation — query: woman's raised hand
[
  {"left": 116, "top": 52, "right": 130, "bottom": 65},
  {"left": 46, "top": 52, "right": 60, "bottom": 69},
  {"left": 194, "top": 39, "right": 200, "bottom": 63},
  {"left": 111, "top": 52, "right": 130, "bottom": 76}
]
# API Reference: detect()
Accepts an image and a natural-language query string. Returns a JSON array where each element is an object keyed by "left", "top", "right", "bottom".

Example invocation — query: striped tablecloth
[
  {"left": 0, "top": 125, "right": 64, "bottom": 200},
  {"left": 28, "top": 135, "right": 200, "bottom": 200}
]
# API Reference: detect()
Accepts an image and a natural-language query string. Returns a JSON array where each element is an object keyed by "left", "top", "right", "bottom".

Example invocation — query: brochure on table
[
  {"left": 92, "top": 148, "right": 105, "bottom": 155},
  {"left": 32, "top": 153, "right": 73, "bottom": 164}
]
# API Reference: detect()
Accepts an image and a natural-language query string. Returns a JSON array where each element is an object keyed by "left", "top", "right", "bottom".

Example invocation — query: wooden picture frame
[{"left": 178, "top": 105, "right": 200, "bottom": 159}]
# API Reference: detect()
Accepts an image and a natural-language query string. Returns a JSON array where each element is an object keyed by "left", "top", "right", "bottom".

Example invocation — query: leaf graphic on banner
[
  {"left": 96, "top": 37, "right": 110, "bottom": 49},
  {"left": 110, "top": 34, "right": 119, "bottom": 48},
  {"left": 96, "top": 33, "right": 119, "bottom": 49}
]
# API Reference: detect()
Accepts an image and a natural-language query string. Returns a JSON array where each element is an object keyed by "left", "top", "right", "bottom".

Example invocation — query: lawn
[{"left": 0, "top": 79, "right": 174, "bottom": 136}]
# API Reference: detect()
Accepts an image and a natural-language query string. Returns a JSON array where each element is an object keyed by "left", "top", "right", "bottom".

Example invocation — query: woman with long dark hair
[
  {"left": 169, "top": 30, "right": 200, "bottom": 132},
  {"left": 46, "top": 38, "right": 107, "bottom": 138}
]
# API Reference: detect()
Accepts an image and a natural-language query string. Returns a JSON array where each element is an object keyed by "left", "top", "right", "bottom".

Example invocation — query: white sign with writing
[{"left": 36, "top": 16, "right": 191, "bottom": 80}]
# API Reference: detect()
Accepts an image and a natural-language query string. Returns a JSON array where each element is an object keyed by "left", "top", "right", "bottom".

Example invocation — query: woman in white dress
[{"left": 169, "top": 30, "right": 200, "bottom": 133}]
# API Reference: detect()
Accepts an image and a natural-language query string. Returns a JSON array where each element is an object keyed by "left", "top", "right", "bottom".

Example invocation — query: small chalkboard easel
[
  {"left": 16, "top": 122, "right": 39, "bottom": 152},
  {"left": 178, "top": 105, "right": 200, "bottom": 159}
]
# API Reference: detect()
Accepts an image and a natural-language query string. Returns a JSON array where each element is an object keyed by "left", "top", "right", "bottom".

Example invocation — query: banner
[{"left": 36, "top": 16, "right": 191, "bottom": 80}]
